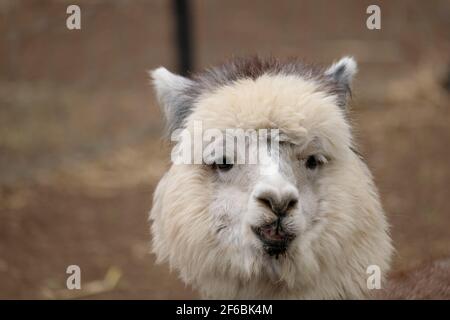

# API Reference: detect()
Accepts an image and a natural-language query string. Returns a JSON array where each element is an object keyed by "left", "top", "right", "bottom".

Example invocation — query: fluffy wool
[{"left": 149, "top": 56, "right": 393, "bottom": 299}]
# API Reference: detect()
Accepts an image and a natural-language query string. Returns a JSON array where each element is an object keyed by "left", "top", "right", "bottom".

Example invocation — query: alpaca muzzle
[{"left": 251, "top": 219, "right": 296, "bottom": 258}]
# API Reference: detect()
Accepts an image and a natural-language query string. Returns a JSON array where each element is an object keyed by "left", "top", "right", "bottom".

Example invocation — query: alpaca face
[
  {"left": 208, "top": 136, "right": 323, "bottom": 259},
  {"left": 180, "top": 72, "right": 353, "bottom": 278},
  {"left": 150, "top": 57, "right": 392, "bottom": 298}
]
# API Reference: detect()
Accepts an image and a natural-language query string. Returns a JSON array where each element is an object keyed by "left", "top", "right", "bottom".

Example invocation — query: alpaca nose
[{"left": 256, "top": 190, "right": 298, "bottom": 217}]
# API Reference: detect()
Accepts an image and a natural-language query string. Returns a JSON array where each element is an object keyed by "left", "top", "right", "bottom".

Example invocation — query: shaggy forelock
[{"left": 189, "top": 56, "right": 350, "bottom": 106}]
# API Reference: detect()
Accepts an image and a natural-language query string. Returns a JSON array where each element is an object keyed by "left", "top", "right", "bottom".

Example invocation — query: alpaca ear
[
  {"left": 324, "top": 56, "right": 357, "bottom": 108},
  {"left": 150, "top": 67, "right": 195, "bottom": 134}
]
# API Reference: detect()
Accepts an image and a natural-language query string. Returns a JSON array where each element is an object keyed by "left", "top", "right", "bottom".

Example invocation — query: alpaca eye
[{"left": 305, "top": 155, "right": 323, "bottom": 170}]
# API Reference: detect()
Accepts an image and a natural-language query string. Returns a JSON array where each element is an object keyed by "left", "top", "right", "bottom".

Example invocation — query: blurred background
[{"left": 0, "top": 0, "right": 449, "bottom": 299}]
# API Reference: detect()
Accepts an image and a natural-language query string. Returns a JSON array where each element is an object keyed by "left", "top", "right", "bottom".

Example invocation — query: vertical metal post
[{"left": 173, "top": 0, "right": 193, "bottom": 76}]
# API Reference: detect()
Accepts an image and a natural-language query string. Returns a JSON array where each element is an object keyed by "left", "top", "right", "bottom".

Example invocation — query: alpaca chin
[{"left": 149, "top": 56, "right": 393, "bottom": 299}]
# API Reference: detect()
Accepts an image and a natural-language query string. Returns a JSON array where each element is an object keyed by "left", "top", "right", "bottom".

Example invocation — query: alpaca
[{"left": 149, "top": 56, "right": 393, "bottom": 299}]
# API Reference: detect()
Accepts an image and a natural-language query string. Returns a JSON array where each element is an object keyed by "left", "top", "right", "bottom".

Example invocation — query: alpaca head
[{"left": 149, "top": 57, "right": 392, "bottom": 299}]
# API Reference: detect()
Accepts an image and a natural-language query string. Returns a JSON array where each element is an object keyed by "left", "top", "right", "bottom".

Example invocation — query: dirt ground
[{"left": 0, "top": 0, "right": 449, "bottom": 299}]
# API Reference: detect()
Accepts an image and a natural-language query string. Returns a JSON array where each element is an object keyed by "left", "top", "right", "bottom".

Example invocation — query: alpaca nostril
[
  {"left": 277, "top": 197, "right": 298, "bottom": 216},
  {"left": 286, "top": 198, "right": 298, "bottom": 211},
  {"left": 256, "top": 195, "right": 274, "bottom": 211},
  {"left": 256, "top": 194, "right": 298, "bottom": 217}
]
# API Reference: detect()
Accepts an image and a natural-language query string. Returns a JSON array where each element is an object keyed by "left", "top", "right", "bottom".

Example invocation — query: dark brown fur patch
[
  {"left": 378, "top": 257, "right": 450, "bottom": 299},
  {"left": 192, "top": 56, "right": 326, "bottom": 93},
  {"left": 187, "top": 56, "right": 351, "bottom": 108}
]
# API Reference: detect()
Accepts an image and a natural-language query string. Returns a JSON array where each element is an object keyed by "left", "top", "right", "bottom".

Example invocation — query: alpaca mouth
[{"left": 251, "top": 219, "right": 296, "bottom": 257}]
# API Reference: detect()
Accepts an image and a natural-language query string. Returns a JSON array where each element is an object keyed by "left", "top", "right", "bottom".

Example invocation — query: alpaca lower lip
[
  {"left": 263, "top": 242, "right": 289, "bottom": 257},
  {"left": 251, "top": 222, "right": 295, "bottom": 256}
]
